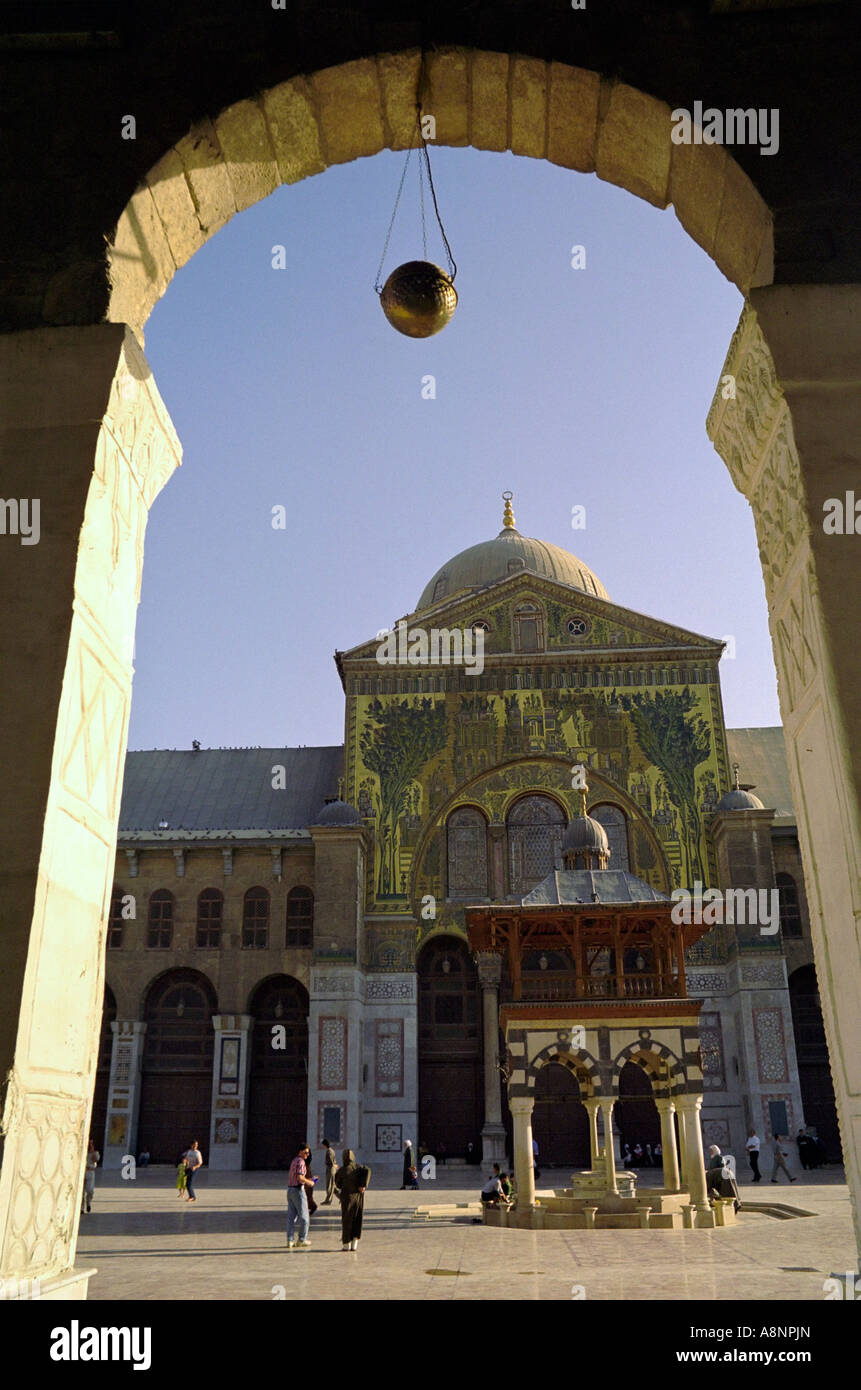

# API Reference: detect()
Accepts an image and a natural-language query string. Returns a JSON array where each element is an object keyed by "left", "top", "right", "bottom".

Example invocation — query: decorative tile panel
[
  {"left": 376, "top": 1124, "right": 402, "bottom": 1153},
  {"left": 374, "top": 1020, "right": 404, "bottom": 1097},
  {"left": 753, "top": 1007, "right": 789, "bottom": 1083},
  {"left": 699, "top": 1012, "right": 726, "bottom": 1090},
  {"left": 318, "top": 1016, "right": 347, "bottom": 1090}
]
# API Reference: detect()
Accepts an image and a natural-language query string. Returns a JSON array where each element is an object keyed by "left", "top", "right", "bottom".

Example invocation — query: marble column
[
  {"left": 209, "top": 1015, "right": 254, "bottom": 1171},
  {"left": 476, "top": 952, "right": 506, "bottom": 1164},
  {"left": 103, "top": 1021, "right": 147, "bottom": 1169},
  {"left": 0, "top": 326, "right": 180, "bottom": 1299},
  {"left": 583, "top": 1096, "right": 602, "bottom": 1168},
  {"left": 655, "top": 1098, "right": 681, "bottom": 1191},
  {"left": 676, "top": 1103, "right": 689, "bottom": 1189},
  {"left": 677, "top": 1095, "right": 714, "bottom": 1225},
  {"left": 600, "top": 1100, "right": 618, "bottom": 1194},
  {"left": 509, "top": 1097, "right": 535, "bottom": 1208}
]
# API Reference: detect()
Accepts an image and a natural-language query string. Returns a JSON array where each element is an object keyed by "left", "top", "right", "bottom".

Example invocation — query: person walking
[
  {"left": 286, "top": 1142, "right": 316, "bottom": 1249},
  {"left": 402, "top": 1139, "right": 418, "bottom": 1190},
  {"left": 769, "top": 1133, "right": 797, "bottom": 1184},
  {"left": 81, "top": 1139, "right": 99, "bottom": 1214},
  {"left": 183, "top": 1140, "right": 203, "bottom": 1202},
  {"left": 745, "top": 1129, "right": 762, "bottom": 1182},
  {"left": 322, "top": 1139, "right": 338, "bottom": 1204},
  {"left": 334, "top": 1149, "right": 371, "bottom": 1251}
]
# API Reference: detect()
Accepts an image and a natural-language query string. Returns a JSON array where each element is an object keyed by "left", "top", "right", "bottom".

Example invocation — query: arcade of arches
[{"left": 1, "top": 4, "right": 860, "bottom": 1295}]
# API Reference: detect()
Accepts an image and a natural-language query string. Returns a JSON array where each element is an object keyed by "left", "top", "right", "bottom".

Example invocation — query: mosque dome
[
  {"left": 314, "top": 799, "right": 362, "bottom": 826},
  {"left": 561, "top": 784, "right": 611, "bottom": 870},
  {"left": 416, "top": 493, "right": 608, "bottom": 611},
  {"left": 562, "top": 814, "right": 610, "bottom": 857},
  {"left": 716, "top": 765, "right": 764, "bottom": 813}
]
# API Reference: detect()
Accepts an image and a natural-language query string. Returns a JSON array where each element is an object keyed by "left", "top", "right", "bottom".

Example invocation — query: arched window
[
  {"left": 447, "top": 807, "right": 488, "bottom": 898},
  {"left": 196, "top": 888, "right": 223, "bottom": 948},
  {"left": 507, "top": 795, "right": 565, "bottom": 894},
  {"left": 776, "top": 873, "right": 802, "bottom": 937},
  {"left": 108, "top": 887, "right": 126, "bottom": 948},
  {"left": 286, "top": 886, "right": 314, "bottom": 947},
  {"left": 514, "top": 602, "right": 544, "bottom": 654},
  {"left": 147, "top": 889, "right": 173, "bottom": 949},
  {"left": 591, "top": 803, "right": 630, "bottom": 871},
  {"left": 242, "top": 886, "right": 269, "bottom": 949}
]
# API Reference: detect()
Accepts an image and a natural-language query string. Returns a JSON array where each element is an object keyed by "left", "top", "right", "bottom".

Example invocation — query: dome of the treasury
[
  {"left": 415, "top": 493, "right": 608, "bottom": 611},
  {"left": 562, "top": 814, "right": 610, "bottom": 856},
  {"left": 314, "top": 799, "right": 362, "bottom": 827},
  {"left": 716, "top": 765, "right": 765, "bottom": 813}
]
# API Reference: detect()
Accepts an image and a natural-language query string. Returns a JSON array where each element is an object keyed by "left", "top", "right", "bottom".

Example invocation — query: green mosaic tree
[
  {"left": 361, "top": 697, "right": 448, "bottom": 896},
  {"left": 619, "top": 688, "right": 711, "bottom": 885}
]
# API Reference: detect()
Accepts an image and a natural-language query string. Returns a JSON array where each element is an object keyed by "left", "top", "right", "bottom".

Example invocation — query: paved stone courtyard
[{"left": 76, "top": 1165, "right": 855, "bottom": 1302}]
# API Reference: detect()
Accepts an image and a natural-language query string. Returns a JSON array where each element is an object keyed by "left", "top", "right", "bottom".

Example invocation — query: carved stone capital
[{"left": 475, "top": 950, "right": 504, "bottom": 989}]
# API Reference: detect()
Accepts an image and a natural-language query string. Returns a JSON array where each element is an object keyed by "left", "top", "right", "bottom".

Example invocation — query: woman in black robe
[{"left": 334, "top": 1149, "right": 371, "bottom": 1250}]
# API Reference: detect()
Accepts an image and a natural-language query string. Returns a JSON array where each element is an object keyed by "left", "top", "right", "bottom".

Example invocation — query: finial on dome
[
  {"left": 579, "top": 781, "right": 588, "bottom": 817},
  {"left": 732, "top": 762, "right": 740, "bottom": 791},
  {"left": 502, "top": 490, "right": 515, "bottom": 529}
]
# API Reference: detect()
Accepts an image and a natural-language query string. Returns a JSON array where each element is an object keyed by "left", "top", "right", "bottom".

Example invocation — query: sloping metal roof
[
  {"left": 522, "top": 870, "right": 669, "bottom": 906},
  {"left": 726, "top": 727, "right": 796, "bottom": 825},
  {"left": 118, "top": 746, "right": 344, "bottom": 833}
]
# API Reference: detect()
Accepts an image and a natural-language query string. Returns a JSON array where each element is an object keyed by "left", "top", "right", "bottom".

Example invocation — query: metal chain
[
  {"left": 374, "top": 144, "right": 415, "bottom": 294},
  {"left": 374, "top": 94, "right": 457, "bottom": 291}
]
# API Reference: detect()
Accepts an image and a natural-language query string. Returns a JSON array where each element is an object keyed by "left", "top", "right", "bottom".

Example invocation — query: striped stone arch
[
  {"left": 525, "top": 1039, "right": 604, "bottom": 1098},
  {"left": 611, "top": 1039, "right": 687, "bottom": 1100}
]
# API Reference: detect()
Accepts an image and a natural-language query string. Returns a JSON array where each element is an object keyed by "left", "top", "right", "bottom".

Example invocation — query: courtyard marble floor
[{"left": 76, "top": 1166, "right": 855, "bottom": 1302}]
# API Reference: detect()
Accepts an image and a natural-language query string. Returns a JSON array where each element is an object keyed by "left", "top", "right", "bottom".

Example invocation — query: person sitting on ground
[
  {"left": 706, "top": 1144, "right": 740, "bottom": 1211},
  {"left": 480, "top": 1166, "right": 505, "bottom": 1207},
  {"left": 499, "top": 1172, "right": 513, "bottom": 1202}
]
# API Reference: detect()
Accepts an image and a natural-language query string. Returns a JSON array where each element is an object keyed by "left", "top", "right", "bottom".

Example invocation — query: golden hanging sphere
[{"left": 380, "top": 260, "right": 458, "bottom": 338}]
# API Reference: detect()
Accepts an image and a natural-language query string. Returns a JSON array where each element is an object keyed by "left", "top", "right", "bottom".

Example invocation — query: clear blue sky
[{"left": 130, "top": 146, "right": 779, "bottom": 751}]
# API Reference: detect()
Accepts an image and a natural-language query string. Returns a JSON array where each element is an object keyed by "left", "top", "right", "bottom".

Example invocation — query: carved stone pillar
[
  {"left": 708, "top": 289, "right": 861, "bottom": 1262},
  {"left": 0, "top": 325, "right": 180, "bottom": 1298},
  {"left": 509, "top": 1097, "right": 535, "bottom": 1209},
  {"left": 655, "top": 1098, "right": 681, "bottom": 1192},
  {"left": 476, "top": 951, "right": 506, "bottom": 1164},
  {"left": 103, "top": 1022, "right": 147, "bottom": 1170}
]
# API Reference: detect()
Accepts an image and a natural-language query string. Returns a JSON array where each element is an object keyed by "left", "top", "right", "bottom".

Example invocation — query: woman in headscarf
[
  {"left": 401, "top": 1139, "right": 417, "bottom": 1190},
  {"left": 334, "top": 1149, "right": 371, "bottom": 1251}
]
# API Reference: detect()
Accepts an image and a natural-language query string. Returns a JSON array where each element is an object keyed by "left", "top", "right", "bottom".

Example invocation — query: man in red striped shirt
[{"left": 287, "top": 1144, "right": 315, "bottom": 1249}]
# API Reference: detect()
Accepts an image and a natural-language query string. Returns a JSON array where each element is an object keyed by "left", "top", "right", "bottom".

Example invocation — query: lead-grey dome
[
  {"left": 314, "top": 799, "right": 362, "bottom": 826},
  {"left": 716, "top": 788, "right": 764, "bottom": 812},
  {"left": 416, "top": 497, "right": 608, "bottom": 610},
  {"left": 562, "top": 815, "right": 610, "bottom": 855}
]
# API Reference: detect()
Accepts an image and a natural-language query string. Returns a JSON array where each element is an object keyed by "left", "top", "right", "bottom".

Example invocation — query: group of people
[
  {"left": 620, "top": 1140, "right": 663, "bottom": 1169},
  {"left": 479, "top": 1164, "right": 514, "bottom": 1207},
  {"left": 174, "top": 1140, "right": 204, "bottom": 1201},
  {"left": 744, "top": 1129, "right": 802, "bottom": 1184},
  {"left": 286, "top": 1140, "right": 371, "bottom": 1251}
]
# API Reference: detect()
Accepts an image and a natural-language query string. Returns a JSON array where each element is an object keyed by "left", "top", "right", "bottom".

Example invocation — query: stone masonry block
[
  {"left": 469, "top": 51, "right": 509, "bottom": 153},
  {"left": 425, "top": 49, "right": 469, "bottom": 147},
  {"left": 547, "top": 64, "right": 600, "bottom": 174},
  {"left": 146, "top": 148, "right": 206, "bottom": 271},
  {"left": 175, "top": 119, "right": 238, "bottom": 237},
  {"left": 263, "top": 77, "right": 327, "bottom": 184},
  {"left": 596, "top": 82, "right": 671, "bottom": 209},
  {"left": 509, "top": 56, "right": 549, "bottom": 160},
  {"left": 377, "top": 50, "right": 422, "bottom": 151},
  {"left": 713, "top": 157, "right": 774, "bottom": 293},
  {"left": 214, "top": 99, "right": 279, "bottom": 213},
  {"left": 312, "top": 59, "right": 385, "bottom": 165},
  {"left": 108, "top": 184, "right": 176, "bottom": 333},
  {"left": 669, "top": 138, "right": 728, "bottom": 261}
]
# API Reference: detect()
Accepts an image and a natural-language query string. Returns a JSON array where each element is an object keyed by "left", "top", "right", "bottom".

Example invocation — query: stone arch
[
  {"left": 527, "top": 1040, "right": 603, "bottom": 1097},
  {"left": 108, "top": 50, "right": 773, "bottom": 340},
  {"left": 611, "top": 1040, "right": 687, "bottom": 1099}
]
